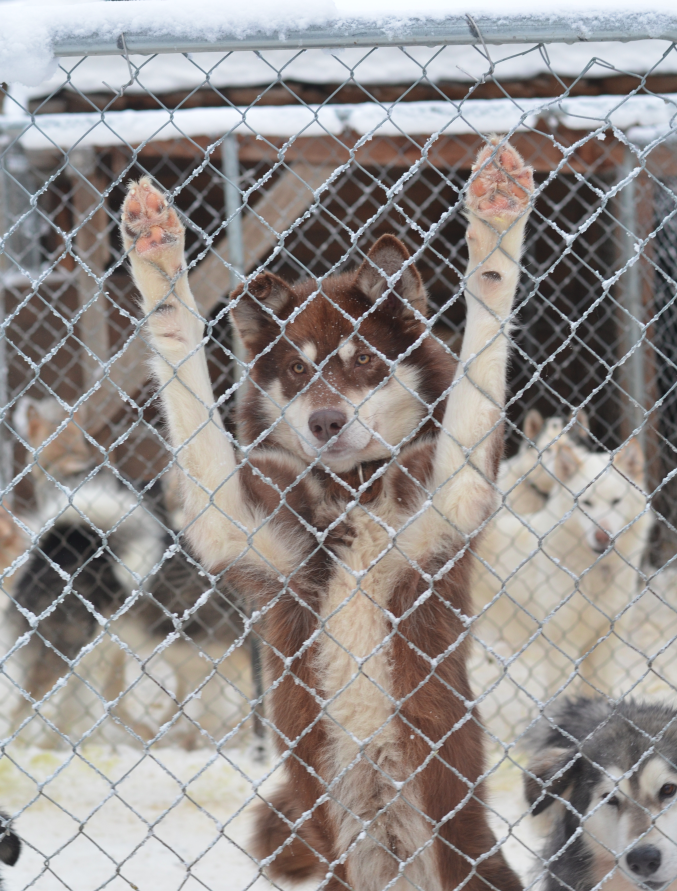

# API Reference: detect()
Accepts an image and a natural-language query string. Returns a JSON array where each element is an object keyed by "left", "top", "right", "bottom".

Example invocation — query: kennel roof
[{"left": 15, "top": 41, "right": 677, "bottom": 100}]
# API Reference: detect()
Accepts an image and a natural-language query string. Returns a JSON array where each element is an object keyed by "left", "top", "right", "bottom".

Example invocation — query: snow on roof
[
  {"left": 4, "top": 94, "right": 676, "bottom": 151},
  {"left": 3, "top": 0, "right": 677, "bottom": 90}
]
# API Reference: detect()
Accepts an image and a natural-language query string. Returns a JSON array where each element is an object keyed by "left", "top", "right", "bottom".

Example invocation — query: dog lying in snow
[
  {"left": 472, "top": 430, "right": 652, "bottom": 743},
  {"left": 524, "top": 696, "right": 677, "bottom": 891},
  {"left": 120, "top": 137, "right": 534, "bottom": 889}
]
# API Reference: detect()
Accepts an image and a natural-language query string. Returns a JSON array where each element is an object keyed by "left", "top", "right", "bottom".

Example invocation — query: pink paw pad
[
  {"left": 121, "top": 177, "right": 183, "bottom": 256},
  {"left": 468, "top": 139, "right": 534, "bottom": 220}
]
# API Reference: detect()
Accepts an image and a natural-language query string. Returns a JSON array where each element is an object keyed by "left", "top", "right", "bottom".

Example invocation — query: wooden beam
[
  {"left": 189, "top": 162, "right": 337, "bottom": 316},
  {"left": 136, "top": 130, "right": 631, "bottom": 174},
  {"left": 70, "top": 147, "right": 111, "bottom": 394}
]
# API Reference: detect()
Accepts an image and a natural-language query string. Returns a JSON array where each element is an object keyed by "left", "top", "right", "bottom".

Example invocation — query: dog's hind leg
[{"left": 251, "top": 778, "right": 334, "bottom": 883}]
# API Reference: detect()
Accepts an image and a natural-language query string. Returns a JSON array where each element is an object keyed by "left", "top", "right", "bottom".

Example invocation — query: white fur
[
  {"left": 32, "top": 472, "right": 164, "bottom": 592},
  {"left": 615, "top": 566, "right": 677, "bottom": 704},
  {"left": 583, "top": 758, "right": 677, "bottom": 891},
  {"left": 499, "top": 416, "right": 572, "bottom": 515},
  {"left": 338, "top": 339, "right": 357, "bottom": 364},
  {"left": 315, "top": 509, "right": 440, "bottom": 889},
  {"left": 433, "top": 214, "right": 529, "bottom": 537},
  {"left": 471, "top": 446, "right": 653, "bottom": 741}
]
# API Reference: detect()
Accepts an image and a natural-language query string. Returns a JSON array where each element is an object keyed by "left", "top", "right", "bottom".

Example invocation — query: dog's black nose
[
  {"left": 627, "top": 845, "right": 662, "bottom": 877},
  {"left": 309, "top": 409, "right": 347, "bottom": 444}
]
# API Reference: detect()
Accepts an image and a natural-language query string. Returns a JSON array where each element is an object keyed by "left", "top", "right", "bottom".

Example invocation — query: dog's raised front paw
[
  {"left": 121, "top": 177, "right": 185, "bottom": 273},
  {"left": 466, "top": 138, "right": 534, "bottom": 223}
]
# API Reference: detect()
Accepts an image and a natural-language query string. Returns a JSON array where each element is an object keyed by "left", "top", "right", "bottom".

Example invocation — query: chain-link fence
[{"left": 2, "top": 14, "right": 677, "bottom": 890}]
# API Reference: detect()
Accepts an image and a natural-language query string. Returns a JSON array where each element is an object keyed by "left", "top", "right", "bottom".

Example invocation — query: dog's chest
[{"left": 315, "top": 508, "right": 400, "bottom": 754}]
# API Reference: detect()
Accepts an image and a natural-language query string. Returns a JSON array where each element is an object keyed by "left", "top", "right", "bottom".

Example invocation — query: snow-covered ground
[
  {"left": 0, "top": 741, "right": 540, "bottom": 891},
  {"left": 1, "top": 743, "right": 275, "bottom": 890}
]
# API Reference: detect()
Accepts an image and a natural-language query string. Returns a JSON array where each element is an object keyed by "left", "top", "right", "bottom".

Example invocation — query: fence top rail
[
  {"left": 3, "top": 0, "right": 677, "bottom": 87},
  {"left": 48, "top": 14, "right": 677, "bottom": 56}
]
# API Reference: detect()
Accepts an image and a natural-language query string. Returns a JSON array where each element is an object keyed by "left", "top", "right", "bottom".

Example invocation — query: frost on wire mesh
[{"left": 0, "top": 27, "right": 674, "bottom": 891}]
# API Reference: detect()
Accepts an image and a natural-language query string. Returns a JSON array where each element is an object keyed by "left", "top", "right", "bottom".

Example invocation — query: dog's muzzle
[{"left": 626, "top": 845, "right": 663, "bottom": 886}]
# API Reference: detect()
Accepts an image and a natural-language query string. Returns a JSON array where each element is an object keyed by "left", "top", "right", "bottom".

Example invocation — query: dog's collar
[{"left": 316, "top": 458, "right": 388, "bottom": 504}]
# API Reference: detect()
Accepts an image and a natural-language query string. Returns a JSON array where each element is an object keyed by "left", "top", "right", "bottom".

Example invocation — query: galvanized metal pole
[
  {"left": 618, "top": 148, "right": 647, "bottom": 448},
  {"left": 222, "top": 134, "right": 265, "bottom": 753},
  {"left": 0, "top": 158, "right": 10, "bottom": 497},
  {"left": 222, "top": 134, "right": 244, "bottom": 294},
  {"left": 43, "top": 13, "right": 677, "bottom": 57},
  {"left": 0, "top": 84, "right": 32, "bottom": 499},
  {"left": 221, "top": 134, "right": 247, "bottom": 378}
]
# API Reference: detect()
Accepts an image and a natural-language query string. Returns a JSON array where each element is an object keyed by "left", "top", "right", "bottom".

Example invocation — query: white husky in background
[
  {"left": 471, "top": 435, "right": 653, "bottom": 743},
  {"left": 497, "top": 409, "right": 590, "bottom": 515},
  {"left": 614, "top": 564, "right": 677, "bottom": 704}
]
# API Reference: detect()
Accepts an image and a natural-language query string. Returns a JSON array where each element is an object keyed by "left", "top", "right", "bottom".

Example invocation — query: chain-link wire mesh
[{"left": 1, "top": 32, "right": 677, "bottom": 891}]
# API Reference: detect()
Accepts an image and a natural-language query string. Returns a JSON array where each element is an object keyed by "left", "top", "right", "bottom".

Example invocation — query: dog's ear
[
  {"left": 573, "top": 409, "right": 591, "bottom": 443},
  {"left": 554, "top": 442, "right": 581, "bottom": 483},
  {"left": 614, "top": 437, "right": 644, "bottom": 482},
  {"left": 524, "top": 746, "right": 580, "bottom": 815},
  {"left": 356, "top": 235, "right": 426, "bottom": 316},
  {"left": 523, "top": 409, "right": 544, "bottom": 443},
  {"left": 13, "top": 397, "right": 58, "bottom": 448},
  {"left": 229, "top": 272, "right": 296, "bottom": 350}
]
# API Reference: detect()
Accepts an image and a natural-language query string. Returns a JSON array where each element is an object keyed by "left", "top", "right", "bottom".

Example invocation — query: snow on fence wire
[{"left": 1, "top": 5, "right": 677, "bottom": 888}]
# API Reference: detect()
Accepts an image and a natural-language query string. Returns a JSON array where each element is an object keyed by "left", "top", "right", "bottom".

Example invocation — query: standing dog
[
  {"left": 524, "top": 696, "right": 677, "bottom": 891},
  {"left": 119, "top": 137, "right": 534, "bottom": 889},
  {"left": 472, "top": 438, "right": 652, "bottom": 742}
]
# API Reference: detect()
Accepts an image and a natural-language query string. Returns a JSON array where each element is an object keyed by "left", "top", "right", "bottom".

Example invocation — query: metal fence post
[
  {"left": 222, "top": 133, "right": 265, "bottom": 751},
  {"left": 617, "top": 147, "right": 647, "bottom": 447}
]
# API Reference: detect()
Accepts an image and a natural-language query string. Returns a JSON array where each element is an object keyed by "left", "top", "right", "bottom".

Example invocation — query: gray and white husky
[{"left": 525, "top": 696, "right": 677, "bottom": 891}]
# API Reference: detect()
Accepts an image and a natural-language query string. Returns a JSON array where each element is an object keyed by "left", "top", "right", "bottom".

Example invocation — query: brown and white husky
[{"left": 119, "top": 138, "right": 534, "bottom": 891}]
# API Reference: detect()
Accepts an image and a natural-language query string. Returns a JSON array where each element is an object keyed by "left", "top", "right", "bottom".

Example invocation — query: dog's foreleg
[
  {"left": 120, "top": 178, "right": 246, "bottom": 569},
  {"left": 433, "top": 140, "right": 534, "bottom": 536}
]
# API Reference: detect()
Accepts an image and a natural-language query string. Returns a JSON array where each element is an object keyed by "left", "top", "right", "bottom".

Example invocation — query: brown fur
[{"left": 227, "top": 269, "right": 517, "bottom": 888}]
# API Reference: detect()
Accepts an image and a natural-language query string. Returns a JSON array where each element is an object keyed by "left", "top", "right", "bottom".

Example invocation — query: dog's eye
[
  {"left": 660, "top": 783, "right": 677, "bottom": 799},
  {"left": 291, "top": 362, "right": 306, "bottom": 375},
  {"left": 581, "top": 499, "right": 593, "bottom": 508},
  {"left": 356, "top": 354, "right": 371, "bottom": 366},
  {"left": 611, "top": 497, "right": 622, "bottom": 507},
  {"left": 606, "top": 795, "right": 620, "bottom": 808}
]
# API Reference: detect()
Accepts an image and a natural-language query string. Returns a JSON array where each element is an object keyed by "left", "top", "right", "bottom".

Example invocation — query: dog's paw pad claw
[
  {"left": 467, "top": 139, "right": 534, "bottom": 221},
  {"left": 121, "top": 177, "right": 183, "bottom": 256}
]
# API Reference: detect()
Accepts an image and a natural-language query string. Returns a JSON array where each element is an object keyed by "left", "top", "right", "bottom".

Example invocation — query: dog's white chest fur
[{"left": 316, "top": 509, "right": 399, "bottom": 760}]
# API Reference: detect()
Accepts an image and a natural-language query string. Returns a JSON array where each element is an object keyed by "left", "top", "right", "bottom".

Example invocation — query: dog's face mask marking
[
  {"left": 229, "top": 235, "right": 452, "bottom": 472},
  {"left": 581, "top": 758, "right": 677, "bottom": 890},
  {"left": 525, "top": 706, "right": 677, "bottom": 891},
  {"left": 553, "top": 439, "right": 647, "bottom": 555}
]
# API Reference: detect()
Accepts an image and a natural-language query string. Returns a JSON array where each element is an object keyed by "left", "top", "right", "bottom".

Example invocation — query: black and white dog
[
  {"left": 525, "top": 697, "right": 677, "bottom": 891},
  {"left": 10, "top": 398, "right": 244, "bottom": 719}
]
